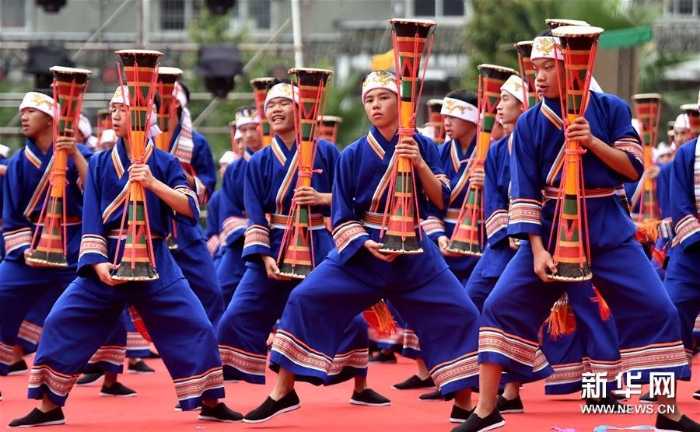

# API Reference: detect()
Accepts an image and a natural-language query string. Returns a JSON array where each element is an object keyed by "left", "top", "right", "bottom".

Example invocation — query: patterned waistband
[
  {"left": 107, "top": 230, "right": 164, "bottom": 240},
  {"left": 445, "top": 208, "right": 461, "bottom": 224},
  {"left": 361, "top": 211, "right": 418, "bottom": 230},
  {"left": 29, "top": 215, "right": 81, "bottom": 226},
  {"left": 542, "top": 187, "right": 616, "bottom": 200},
  {"left": 269, "top": 213, "right": 326, "bottom": 230}
]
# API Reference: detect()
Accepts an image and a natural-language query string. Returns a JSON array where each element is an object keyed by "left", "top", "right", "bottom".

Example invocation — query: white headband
[
  {"left": 441, "top": 97, "right": 478, "bottom": 124},
  {"left": 264, "top": 83, "right": 298, "bottom": 116},
  {"left": 362, "top": 71, "right": 399, "bottom": 103},
  {"left": 235, "top": 109, "right": 259, "bottom": 128},
  {"left": 652, "top": 142, "right": 675, "bottom": 163},
  {"left": 78, "top": 113, "right": 92, "bottom": 138},
  {"left": 173, "top": 82, "right": 188, "bottom": 108},
  {"left": 234, "top": 129, "right": 242, "bottom": 141},
  {"left": 531, "top": 36, "right": 564, "bottom": 61},
  {"left": 674, "top": 113, "right": 690, "bottom": 131},
  {"left": 0, "top": 143, "right": 9, "bottom": 158},
  {"left": 19, "top": 92, "right": 55, "bottom": 118},
  {"left": 500, "top": 75, "right": 527, "bottom": 104}
]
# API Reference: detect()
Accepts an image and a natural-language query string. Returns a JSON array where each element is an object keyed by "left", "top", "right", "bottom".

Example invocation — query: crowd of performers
[{"left": 1, "top": 20, "right": 700, "bottom": 432}]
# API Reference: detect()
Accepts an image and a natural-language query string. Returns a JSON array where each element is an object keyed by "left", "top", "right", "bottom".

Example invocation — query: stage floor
[{"left": 1, "top": 354, "right": 698, "bottom": 431}]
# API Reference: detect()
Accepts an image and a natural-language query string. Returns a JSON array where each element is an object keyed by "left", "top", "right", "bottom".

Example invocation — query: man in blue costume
[{"left": 8, "top": 87, "right": 242, "bottom": 428}]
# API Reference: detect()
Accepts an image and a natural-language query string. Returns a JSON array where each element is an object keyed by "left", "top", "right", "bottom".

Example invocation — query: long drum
[
  {"left": 632, "top": 93, "right": 662, "bottom": 222},
  {"left": 514, "top": 41, "right": 537, "bottom": 109},
  {"left": 277, "top": 68, "right": 333, "bottom": 280},
  {"left": 426, "top": 99, "right": 445, "bottom": 142},
  {"left": 318, "top": 115, "right": 342, "bottom": 144},
  {"left": 446, "top": 64, "right": 517, "bottom": 256},
  {"left": 250, "top": 77, "right": 277, "bottom": 147},
  {"left": 547, "top": 25, "right": 604, "bottom": 281},
  {"left": 154, "top": 66, "right": 183, "bottom": 151},
  {"left": 25, "top": 66, "right": 91, "bottom": 268},
  {"left": 379, "top": 18, "right": 436, "bottom": 254},
  {"left": 111, "top": 49, "right": 163, "bottom": 282}
]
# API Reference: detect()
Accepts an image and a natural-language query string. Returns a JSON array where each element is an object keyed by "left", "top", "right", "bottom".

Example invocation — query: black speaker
[
  {"left": 36, "top": 0, "right": 67, "bottom": 13},
  {"left": 25, "top": 44, "right": 74, "bottom": 90},
  {"left": 194, "top": 44, "right": 244, "bottom": 98},
  {"left": 205, "top": 0, "right": 236, "bottom": 15}
]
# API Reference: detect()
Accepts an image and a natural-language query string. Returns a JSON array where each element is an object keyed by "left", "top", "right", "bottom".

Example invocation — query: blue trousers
[
  {"left": 480, "top": 238, "right": 690, "bottom": 383},
  {"left": 28, "top": 276, "right": 224, "bottom": 410},
  {"left": 217, "top": 266, "right": 369, "bottom": 385},
  {"left": 172, "top": 239, "right": 225, "bottom": 328},
  {"left": 269, "top": 260, "right": 480, "bottom": 396},
  {"left": 215, "top": 244, "right": 246, "bottom": 307},
  {"left": 665, "top": 246, "right": 700, "bottom": 363},
  {"left": 0, "top": 260, "right": 75, "bottom": 375}
]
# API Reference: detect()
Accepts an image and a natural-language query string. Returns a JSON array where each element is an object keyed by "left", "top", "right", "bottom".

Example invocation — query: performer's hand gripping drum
[
  {"left": 318, "top": 115, "right": 343, "bottom": 144},
  {"left": 25, "top": 66, "right": 91, "bottom": 267}
]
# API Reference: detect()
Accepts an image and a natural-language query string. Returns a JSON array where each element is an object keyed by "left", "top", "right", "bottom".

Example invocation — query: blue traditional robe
[
  {"left": 217, "top": 137, "right": 369, "bottom": 385},
  {"left": 0, "top": 140, "right": 91, "bottom": 374},
  {"left": 167, "top": 125, "right": 224, "bottom": 326},
  {"left": 241, "top": 136, "right": 337, "bottom": 267},
  {"left": 28, "top": 138, "right": 224, "bottom": 410},
  {"left": 216, "top": 148, "right": 255, "bottom": 305},
  {"left": 268, "top": 126, "right": 480, "bottom": 397},
  {"left": 479, "top": 92, "right": 688, "bottom": 383},
  {"left": 664, "top": 138, "right": 700, "bottom": 356},
  {"left": 0, "top": 155, "right": 8, "bottom": 260},
  {"left": 205, "top": 189, "right": 224, "bottom": 269},
  {"left": 422, "top": 138, "right": 479, "bottom": 284}
]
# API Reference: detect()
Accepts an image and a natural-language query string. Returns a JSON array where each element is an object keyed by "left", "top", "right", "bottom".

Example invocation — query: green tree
[{"left": 462, "top": 0, "right": 661, "bottom": 89}]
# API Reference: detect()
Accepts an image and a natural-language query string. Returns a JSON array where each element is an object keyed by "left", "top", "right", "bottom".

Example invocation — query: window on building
[
  {"left": 413, "top": 0, "right": 465, "bottom": 18},
  {"left": 0, "top": 0, "right": 26, "bottom": 29},
  {"left": 160, "top": 0, "right": 201, "bottom": 31},
  {"left": 679, "top": 0, "right": 694, "bottom": 14},
  {"left": 250, "top": 0, "right": 271, "bottom": 29}
]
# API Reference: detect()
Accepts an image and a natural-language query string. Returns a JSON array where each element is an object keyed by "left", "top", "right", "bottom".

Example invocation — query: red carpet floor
[{"left": 1, "top": 355, "right": 698, "bottom": 431}]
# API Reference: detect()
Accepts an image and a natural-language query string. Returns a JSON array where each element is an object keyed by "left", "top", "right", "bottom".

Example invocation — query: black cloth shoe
[
  {"left": 392, "top": 374, "right": 435, "bottom": 390},
  {"left": 100, "top": 382, "right": 137, "bottom": 397},
  {"left": 148, "top": 350, "right": 160, "bottom": 359},
  {"left": 127, "top": 360, "right": 155, "bottom": 374},
  {"left": 244, "top": 390, "right": 301, "bottom": 423},
  {"left": 350, "top": 388, "right": 391, "bottom": 406},
  {"left": 451, "top": 409, "right": 506, "bottom": 432},
  {"left": 450, "top": 405, "right": 474, "bottom": 423},
  {"left": 174, "top": 402, "right": 202, "bottom": 411},
  {"left": 639, "top": 391, "right": 657, "bottom": 403},
  {"left": 8, "top": 359, "right": 28, "bottom": 376},
  {"left": 76, "top": 372, "right": 105, "bottom": 386},
  {"left": 609, "top": 390, "right": 627, "bottom": 400},
  {"left": 9, "top": 407, "right": 65, "bottom": 428},
  {"left": 198, "top": 402, "right": 243, "bottom": 422},
  {"left": 420, "top": 389, "right": 445, "bottom": 401},
  {"left": 655, "top": 414, "right": 700, "bottom": 432},
  {"left": 368, "top": 351, "right": 397, "bottom": 363},
  {"left": 496, "top": 395, "right": 524, "bottom": 414},
  {"left": 693, "top": 389, "right": 700, "bottom": 401}
]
